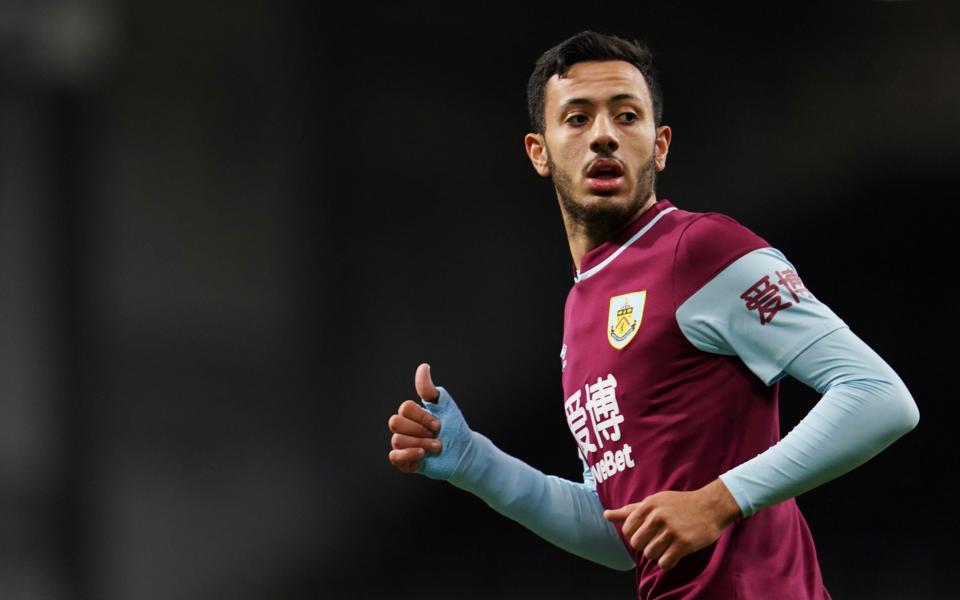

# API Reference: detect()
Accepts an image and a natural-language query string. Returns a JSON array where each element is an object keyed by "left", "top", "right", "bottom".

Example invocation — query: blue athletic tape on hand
[{"left": 417, "top": 386, "right": 476, "bottom": 482}]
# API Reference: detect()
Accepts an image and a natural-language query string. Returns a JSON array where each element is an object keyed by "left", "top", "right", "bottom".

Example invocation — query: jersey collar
[{"left": 572, "top": 198, "right": 677, "bottom": 284}]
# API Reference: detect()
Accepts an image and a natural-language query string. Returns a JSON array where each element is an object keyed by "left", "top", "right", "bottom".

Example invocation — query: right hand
[{"left": 387, "top": 363, "right": 444, "bottom": 474}]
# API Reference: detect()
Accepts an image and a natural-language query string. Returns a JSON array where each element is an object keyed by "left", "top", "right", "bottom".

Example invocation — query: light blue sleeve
[
  {"left": 717, "top": 326, "right": 919, "bottom": 516},
  {"left": 674, "top": 247, "right": 919, "bottom": 517},
  {"left": 676, "top": 246, "right": 848, "bottom": 385},
  {"left": 579, "top": 446, "right": 597, "bottom": 489},
  {"left": 417, "top": 386, "right": 635, "bottom": 571}
]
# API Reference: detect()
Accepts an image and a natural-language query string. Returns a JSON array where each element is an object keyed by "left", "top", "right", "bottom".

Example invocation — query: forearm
[
  {"left": 719, "top": 327, "right": 919, "bottom": 517},
  {"left": 450, "top": 432, "right": 635, "bottom": 571},
  {"left": 418, "top": 385, "right": 634, "bottom": 570}
]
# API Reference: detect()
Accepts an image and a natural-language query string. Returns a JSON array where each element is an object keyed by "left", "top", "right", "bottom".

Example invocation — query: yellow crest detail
[{"left": 607, "top": 291, "right": 646, "bottom": 350}]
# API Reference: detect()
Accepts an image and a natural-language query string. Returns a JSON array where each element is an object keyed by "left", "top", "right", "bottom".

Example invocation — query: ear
[
  {"left": 654, "top": 125, "right": 672, "bottom": 172},
  {"left": 524, "top": 132, "right": 551, "bottom": 177}
]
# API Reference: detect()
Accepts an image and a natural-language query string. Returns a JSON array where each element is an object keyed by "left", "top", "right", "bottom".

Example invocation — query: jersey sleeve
[
  {"left": 673, "top": 215, "right": 849, "bottom": 386},
  {"left": 672, "top": 213, "right": 771, "bottom": 306}
]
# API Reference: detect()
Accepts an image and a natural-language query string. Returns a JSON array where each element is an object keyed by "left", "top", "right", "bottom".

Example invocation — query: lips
[
  {"left": 586, "top": 159, "right": 625, "bottom": 178},
  {"left": 586, "top": 158, "right": 625, "bottom": 192}
]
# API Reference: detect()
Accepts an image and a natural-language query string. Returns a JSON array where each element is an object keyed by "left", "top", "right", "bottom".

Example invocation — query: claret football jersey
[{"left": 561, "top": 198, "right": 844, "bottom": 600}]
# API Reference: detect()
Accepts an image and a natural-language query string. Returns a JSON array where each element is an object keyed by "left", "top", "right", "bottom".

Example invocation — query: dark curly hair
[{"left": 526, "top": 30, "right": 663, "bottom": 135}]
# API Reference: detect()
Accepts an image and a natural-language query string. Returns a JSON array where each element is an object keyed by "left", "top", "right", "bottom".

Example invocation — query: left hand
[{"left": 602, "top": 478, "right": 742, "bottom": 571}]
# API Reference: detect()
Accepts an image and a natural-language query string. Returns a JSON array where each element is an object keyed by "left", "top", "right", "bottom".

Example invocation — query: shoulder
[
  {"left": 677, "top": 212, "right": 770, "bottom": 258},
  {"left": 673, "top": 212, "right": 771, "bottom": 305}
]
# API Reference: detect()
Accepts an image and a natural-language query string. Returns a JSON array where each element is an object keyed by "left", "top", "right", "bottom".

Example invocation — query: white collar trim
[{"left": 573, "top": 207, "right": 677, "bottom": 283}]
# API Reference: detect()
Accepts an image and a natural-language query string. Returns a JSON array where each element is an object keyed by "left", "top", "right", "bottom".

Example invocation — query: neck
[{"left": 564, "top": 194, "right": 657, "bottom": 271}]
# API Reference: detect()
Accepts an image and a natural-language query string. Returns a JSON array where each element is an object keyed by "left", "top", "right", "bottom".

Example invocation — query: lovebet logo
[{"left": 590, "top": 443, "right": 636, "bottom": 484}]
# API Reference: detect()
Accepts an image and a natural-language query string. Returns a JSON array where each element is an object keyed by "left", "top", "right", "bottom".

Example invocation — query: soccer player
[{"left": 386, "top": 30, "right": 919, "bottom": 599}]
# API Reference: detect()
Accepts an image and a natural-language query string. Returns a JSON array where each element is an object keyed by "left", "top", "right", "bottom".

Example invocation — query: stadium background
[{"left": 0, "top": 2, "right": 956, "bottom": 599}]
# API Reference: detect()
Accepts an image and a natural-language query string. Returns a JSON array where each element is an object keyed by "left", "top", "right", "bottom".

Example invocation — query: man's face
[{"left": 526, "top": 60, "right": 670, "bottom": 238}]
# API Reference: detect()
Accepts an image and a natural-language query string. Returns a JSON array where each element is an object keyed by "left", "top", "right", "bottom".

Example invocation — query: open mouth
[
  {"left": 586, "top": 159, "right": 625, "bottom": 191},
  {"left": 586, "top": 159, "right": 625, "bottom": 179}
]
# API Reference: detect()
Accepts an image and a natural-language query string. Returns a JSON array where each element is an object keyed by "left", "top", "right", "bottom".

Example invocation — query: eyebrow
[{"left": 559, "top": 93, "right": 642, "bottom": 110}]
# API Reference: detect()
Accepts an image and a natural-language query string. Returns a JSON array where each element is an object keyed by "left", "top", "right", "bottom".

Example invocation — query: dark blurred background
[{"left": 0, "top": 2, "right": 956, "bottom": 599}]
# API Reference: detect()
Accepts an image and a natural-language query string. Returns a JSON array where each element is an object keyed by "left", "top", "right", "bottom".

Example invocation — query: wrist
[
  {"left": 447, "top": 429, "right": 487, "bottom": 491},
  {"left": 700, "top": 478, "right": 743, "bottom": 528}
]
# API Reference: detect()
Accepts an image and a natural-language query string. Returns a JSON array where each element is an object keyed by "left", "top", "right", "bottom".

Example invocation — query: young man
[{"left": 386, "top": 31, "right": 918, "bottom": 599}]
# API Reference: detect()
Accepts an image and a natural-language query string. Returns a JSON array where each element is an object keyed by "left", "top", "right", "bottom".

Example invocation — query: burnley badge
[{"left": 607, "top": 291, "right": 646, "bottom": 350}]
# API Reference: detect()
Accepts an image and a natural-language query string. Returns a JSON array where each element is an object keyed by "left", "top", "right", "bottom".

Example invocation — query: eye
[
  {"left": 566, "top": 114, "right": 588, "bottom": 126},
  {"left": 619, "top": 112, "right": 639, "bottom": 122}
]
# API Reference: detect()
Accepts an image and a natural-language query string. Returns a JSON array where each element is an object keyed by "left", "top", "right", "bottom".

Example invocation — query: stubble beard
[{"left": 549, "top": 151, "right": 657, "bottom": 243}]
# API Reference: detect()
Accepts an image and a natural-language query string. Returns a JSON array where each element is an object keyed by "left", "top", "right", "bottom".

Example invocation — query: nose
[{"left": 589, "top": 112, "right": 619, "bottom": 154}]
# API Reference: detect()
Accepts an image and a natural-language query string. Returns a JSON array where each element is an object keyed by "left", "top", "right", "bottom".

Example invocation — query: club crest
[{"left": 607, "top": 291, "right": 646, "bottom": 350}]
